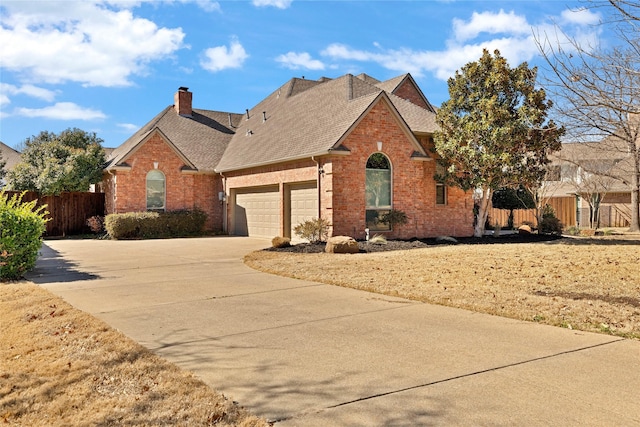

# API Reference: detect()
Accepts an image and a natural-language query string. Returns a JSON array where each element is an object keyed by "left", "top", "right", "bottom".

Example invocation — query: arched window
[
  {"left": 365, "top": 152, "right": 391, "bottom": 231},
  {"left": 146, "top": 170, "right": 165, "bottom": 211}
]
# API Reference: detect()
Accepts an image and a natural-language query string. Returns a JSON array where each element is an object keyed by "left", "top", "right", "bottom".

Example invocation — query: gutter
[{"left": 215, "top": 148, "right": 349, "bottom": 174}]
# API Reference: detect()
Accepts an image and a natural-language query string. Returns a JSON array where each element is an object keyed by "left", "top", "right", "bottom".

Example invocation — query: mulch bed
[{"left": 267, "top": 233, "right": 563, "bottom": 253}]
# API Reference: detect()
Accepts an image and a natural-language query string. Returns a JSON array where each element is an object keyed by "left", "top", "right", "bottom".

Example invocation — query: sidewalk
[{"left": 30, "top": 237, "right": 640, "bottom": 426}]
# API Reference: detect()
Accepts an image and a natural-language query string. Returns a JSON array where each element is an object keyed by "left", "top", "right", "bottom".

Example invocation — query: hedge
[{"left": 105, "top": 209, "right": 207, "bottom": 239}]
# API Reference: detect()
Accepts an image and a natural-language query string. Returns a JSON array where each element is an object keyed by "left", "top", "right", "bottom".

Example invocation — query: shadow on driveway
[{"left": 25, "top": 242, "right": 100, "bottom": 284}]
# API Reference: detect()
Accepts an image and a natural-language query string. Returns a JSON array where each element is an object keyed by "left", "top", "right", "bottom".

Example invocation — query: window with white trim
[
  {"left": 365, "top": 153, "right": 392, "bottom": 231},
  {"left": 146, "top": 170, "right": 165, "bottom": 211}
]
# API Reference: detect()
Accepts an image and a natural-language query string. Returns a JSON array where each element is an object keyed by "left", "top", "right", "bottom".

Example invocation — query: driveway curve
[{"left": 29, "top": 236, "right": 640, "bottom": 426}]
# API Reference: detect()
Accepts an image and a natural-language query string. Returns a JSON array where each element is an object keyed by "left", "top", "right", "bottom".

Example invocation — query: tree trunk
[
  {"left": 630, "top": 158, "right": 640, "bottom": 231},
  {"left": 474, "top": 189, "right": 492, "bottom": 238}
]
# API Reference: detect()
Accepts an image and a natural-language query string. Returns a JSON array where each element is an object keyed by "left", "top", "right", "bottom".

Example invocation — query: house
[
  {"left": 0, "top": 141, "right": 21, "bottom": 188},
  {"left": 104, "top": 73, "right": 474, "bottom": 239},
  {"left": 544, "top": 138, "right": 634, "bottom": 228}
]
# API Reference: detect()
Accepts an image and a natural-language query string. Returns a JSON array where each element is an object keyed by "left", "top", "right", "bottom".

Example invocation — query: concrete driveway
[{"left": 29, "top": 237, "right": 640, "bottom": 426}]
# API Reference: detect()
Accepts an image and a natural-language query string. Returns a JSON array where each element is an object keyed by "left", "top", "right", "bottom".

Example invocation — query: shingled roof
[
  {"left": 215, "top": 73, "right": 437, "bottom": 172},
  {"left": 0, "top": 141, "right": 21, "bottom": 171},
  {"left": 107, "top": 107, "right": 242, "bottom": 172},
  {"left": 107, "top": 73, "right": 438, "bottom": 174}
]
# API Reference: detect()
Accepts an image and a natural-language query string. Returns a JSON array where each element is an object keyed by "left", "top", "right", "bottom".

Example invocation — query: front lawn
[{"left": 246, "top": 236, "right": 640, "bottom": 339}]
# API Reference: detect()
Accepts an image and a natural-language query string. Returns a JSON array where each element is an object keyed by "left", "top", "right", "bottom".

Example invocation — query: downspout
[
  {"left": 311, "top": 156, "right": 322, "bottom": 219},
  {"left": 220, "top": 172, "right": 227, "bottom": 234}
]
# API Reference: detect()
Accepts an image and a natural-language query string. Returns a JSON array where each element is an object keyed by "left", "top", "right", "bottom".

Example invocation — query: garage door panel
[{"left": 235, "top": 187, "right": 279, "bottom": 238}]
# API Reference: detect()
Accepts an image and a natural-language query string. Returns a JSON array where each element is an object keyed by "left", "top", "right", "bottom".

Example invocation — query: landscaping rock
[
  {"left": 436, "top": 236, "right": 458, "bottom": 244},
  {"left": 518, "top": 225, "right": 532, "bottom": 235},
  {"left": 326, "top": 236, "right": 360, "bottom": 254}
]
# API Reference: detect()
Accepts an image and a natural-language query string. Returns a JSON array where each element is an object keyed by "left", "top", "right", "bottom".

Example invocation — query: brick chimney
[{"left": 174, "top": 87, "right": 192, "bottom": 117}]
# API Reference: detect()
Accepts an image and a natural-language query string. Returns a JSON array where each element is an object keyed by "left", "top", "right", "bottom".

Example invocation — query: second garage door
[
  {"left": 234, "top": 186, "right": 280, "bottom": 238},
  {"left": 289, "top": 182, "right": 318, "bottom": 239}
]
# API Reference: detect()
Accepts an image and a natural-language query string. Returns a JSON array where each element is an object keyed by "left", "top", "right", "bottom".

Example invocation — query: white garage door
[
  {"left": 234, "top": 186, "right": 280, "bottom": 238},
  {"left": 290, "top": 182, "right": 318, "bottom": 240}
]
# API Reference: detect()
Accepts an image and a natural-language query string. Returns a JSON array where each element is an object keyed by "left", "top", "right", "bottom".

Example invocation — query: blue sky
[{"left": 0, "top": 0, "right": 606, "bottom": 150}]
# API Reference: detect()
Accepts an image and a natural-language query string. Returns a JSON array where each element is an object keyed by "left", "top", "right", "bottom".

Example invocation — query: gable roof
[
  {"left": 0, "top": 141, "right": 21, "bottom": 170},
  {"left": 374, "top": 74, "right": 436, "bottom": 113},
  {"left": 215, "top": 73, "right": 437, "bottom": 172},
  {"left": 107, "top": 107, "right": 241, "bottom": 172},
  {"left": 107, "top": 72, "right": 438, "bottom": 174}
]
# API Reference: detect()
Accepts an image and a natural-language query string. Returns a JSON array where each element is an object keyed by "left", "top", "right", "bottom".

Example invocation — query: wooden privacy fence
[
  {"left": 488, "top": 197, "right": 576, "bottom": 229},
  {"left": 2, "top": 191, "right": 105, "bottom": 236}
]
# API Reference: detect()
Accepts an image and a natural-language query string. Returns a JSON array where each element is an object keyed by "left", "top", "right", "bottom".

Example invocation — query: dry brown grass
[
  {"left": 245, "top": 236, "right": 640, "bottom": 339},
  {"left": 0, "top": 283, "right": 270, "bottom": 427}
]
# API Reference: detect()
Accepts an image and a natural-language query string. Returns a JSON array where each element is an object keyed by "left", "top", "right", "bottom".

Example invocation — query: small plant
[
  {"left": 369, "top": 234, "right": 387, "bottom": 244},
  {"left": 271, "top": 236, "right": 291, "bottom": 248},
  {"left": 379, "top": 209, "right": 408, "bottom": 230},
  {"left": 564, "top": 226, "right": 580, "bottom": 236},
  {"left": 86, "top": 215, "right": 104, "bottom": 234},
  {"left": 539, "top": 205, "right": 563, "bottom": 235},
  {"left": 293, "top": 218, "right": 331, "bottom": 243}
]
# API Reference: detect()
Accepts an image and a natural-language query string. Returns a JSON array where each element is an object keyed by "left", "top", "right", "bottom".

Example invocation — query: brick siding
[
  {"left": 330, "top": 100, "right": 473, "bottom": 239},
  {"left": 104, "top": 132, "right": 222, "bottom": 231},
  {"left": 393, "top": 79, "right": 431, "bottom": 110}
]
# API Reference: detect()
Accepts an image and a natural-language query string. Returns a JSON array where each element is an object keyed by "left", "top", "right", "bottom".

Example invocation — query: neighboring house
[
  {"left": 0, "top": 141, "right": 21, "bottom": 188},
  {"left": 104, "top": 73, "right": 474, "bottom": 239},
  {"left": 545, "top": 139, "right": 633, "bottom": 228}
]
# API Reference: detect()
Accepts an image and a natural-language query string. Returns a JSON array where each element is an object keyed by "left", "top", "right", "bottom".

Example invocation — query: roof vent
[
  {"left": 246, "top": 109, "right": 250, "bottom": 120},
  {"left": 262, "top": 111, "right": 267, "bottom": 123}
]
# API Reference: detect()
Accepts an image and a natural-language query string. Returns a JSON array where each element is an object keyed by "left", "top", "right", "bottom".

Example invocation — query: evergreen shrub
[{"left": 0, "top": 191, "right": 48, "bottom": 280}]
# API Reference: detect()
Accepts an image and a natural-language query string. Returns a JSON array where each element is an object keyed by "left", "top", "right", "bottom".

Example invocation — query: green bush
[
  {"left": 539, "top": 205, "right": 563, "bottom": 235},
  {"left": 0, "top": 191, "right": 48, "bottom": 280},
  {"left": 293, "top": 218, "right": 331, "bottom": 243},
  {"left": 105, "top": 209, "right": 207, "bottom": 239}
]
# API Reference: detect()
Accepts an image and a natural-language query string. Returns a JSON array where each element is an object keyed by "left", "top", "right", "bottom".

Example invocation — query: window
[
  {"left": 435, "top": 163, "right": 447, "bottom": 205},
  {"left": 365, "top": 153, "right": 392, "bottom": 231},
  {"left": 146, "top": 170, "right": 165, "bottom": 211}
]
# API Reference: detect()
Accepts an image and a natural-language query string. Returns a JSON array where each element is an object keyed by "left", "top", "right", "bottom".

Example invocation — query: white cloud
[
  {"left": 15, "top": 102, "right": 107, "bottom": 120},
  {"left": 560, "top": 8, "right": 601, "bottom": 25},
  {"left": 321, "top": 8, "right": 600, "bottom": 81},
  {"left": 276, "top": 52, "right": 325, "bottom": 70},
  {"left": 452, "top": 9, "right": 530, "bottom": 43},
  {"left": 0, "top": 1, "right": 185, "bottom": 87},
  {"left": 200, "top": 37, "right": 249, "bottom": 72},
  {"left": 0, "top": 83, "right": 57, "bottom": 103},
  {"left": 117, "top": 123, "right": 140, "bottom": 132},
  {"left": 252, "top": 0, "right": 292, "bottom": 9},
  {"left": 191, "top": 0, "right": 221, "bottom": 13}
]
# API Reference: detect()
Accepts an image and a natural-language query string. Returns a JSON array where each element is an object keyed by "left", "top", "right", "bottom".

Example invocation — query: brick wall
[
  {"left": 330, "top": 99, "right": 473, "bottom": 239},
  {"left": 104, "top": 132, "right": 222, "bottom": 231},
  {"left": 392, "top": 79, "right": 431, "bottom": 110}
]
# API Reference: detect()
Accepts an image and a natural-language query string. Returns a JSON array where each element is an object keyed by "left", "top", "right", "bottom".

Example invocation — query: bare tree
[
  {"left": 536, "top": 0, "right": 640, "bottom": 231},
  {"left": 572, "top": 159, "right": 620, "bottom": 228}
]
